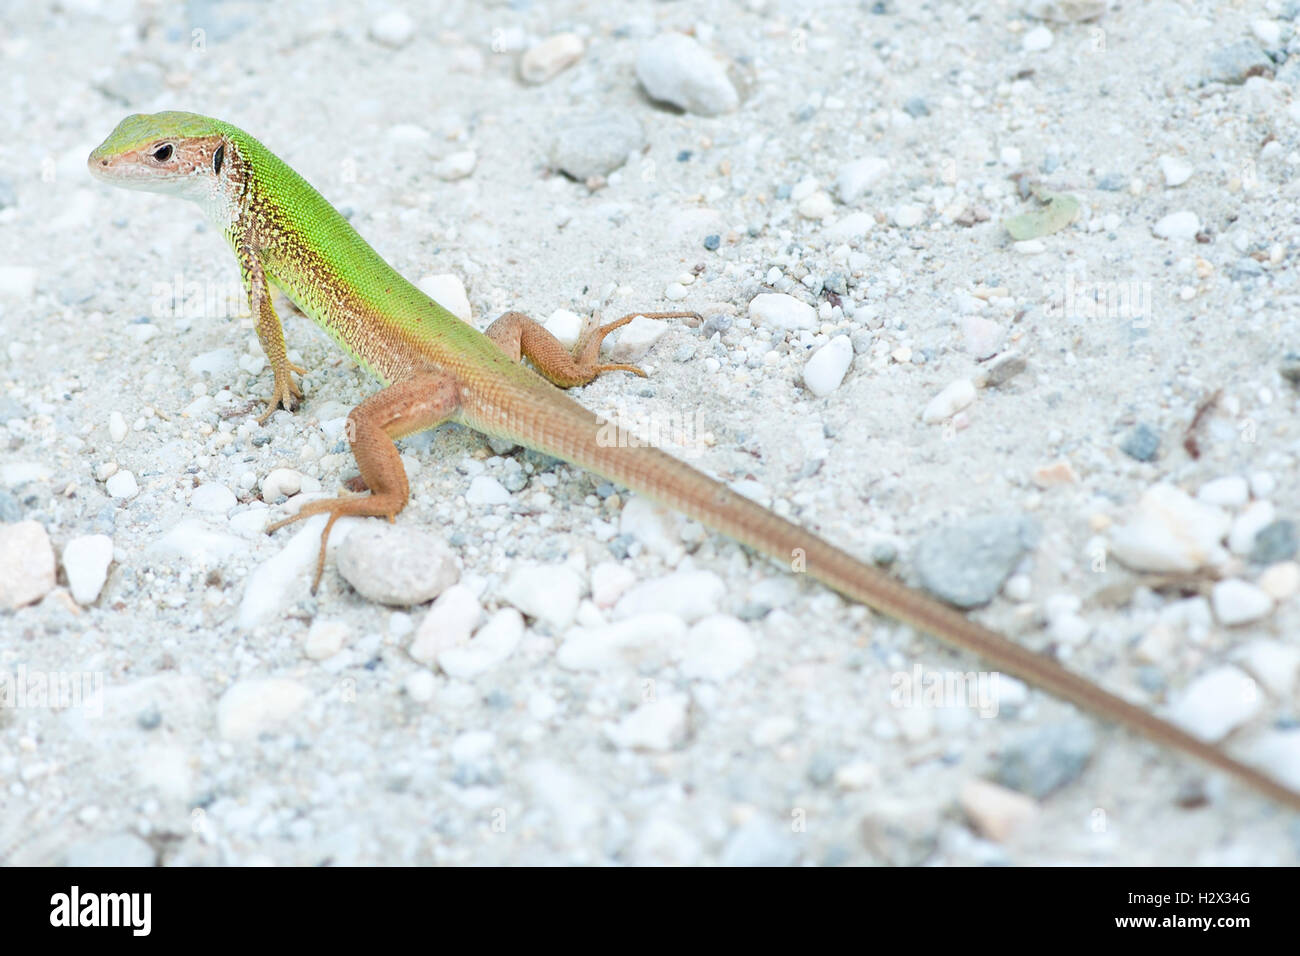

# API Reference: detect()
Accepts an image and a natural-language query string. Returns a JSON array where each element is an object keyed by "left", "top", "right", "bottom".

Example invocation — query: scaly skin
[{"left": 89, "top": 112, "right": 1300, "bottom": 812}]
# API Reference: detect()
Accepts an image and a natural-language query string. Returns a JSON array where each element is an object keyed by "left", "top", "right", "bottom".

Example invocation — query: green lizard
[{"left": 88, "top": 111, "right": 1300, "bottom": 812}]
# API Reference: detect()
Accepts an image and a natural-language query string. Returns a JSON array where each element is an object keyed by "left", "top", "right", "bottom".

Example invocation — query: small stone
[
  {"left": 797, "top": 190, "right": 835, "bottom": 220},
  {"left": 891, "top": 203, "right": 924, "bottom": 228},
  {"left": 217, "top": 678, "right": 312, "bottom": 740},
  {"left": 0, "top": 520, "right": 57, "bottom": 609},
  {"left": 1108, "top": 484, "right": 1229, "bottom": 573},
  {"left": 336, "top": 523, "right": 459, "bottom": 606},
  {"left": 703, "top": 234, "right": 720, "bottom": 251},
  {"left": 1119, "top": 423, "right": 1160, "bottom": 462},
  {"left": 959, "top": 779, "right": 1039, "bottom": 843},
  {"left": 369, "top": 10, "right": 414, "bottom": 48},
  {"left": 1032, "top": 459, "right": 1077, "bottom": 487},
  {"left": 416, "top": 273, "right": 472, "bottom": 322},
  {"left": 605, "top": 315, "right": 669, "bottom": 363},
  {"left": 499, "top": 563, "right": 583, "bottom": 631},
  {"left": 519, "top": 32, "right": 584, "bottom": 85},
  {"left": 1167, "top": 666, "right": 1261, "bottom": 742},
  {"left": 304, "top": 619, "right": 350, "bottom": 660},
  {"left": 1258, "top": 561, "right": 1300, "bottom": 600},
  {"left": 1196, "top": 475, "right": 1249, "bottom": 508},
  {"left": 635, "top": 33, "right": 738, "bottom": 116},
  {"left": 959, "top": 315, "right": 1004, "bottom": 359},
  {"left": 105, "top": 470, "right": 139, "bottom": 499},
  {"left": 62, "top": 534, "right": 113, "bottom": 605},
  {"left": 260, "top": 468, "right": 303, "bottom": 500},
  {"left": 1152, "top": 211, "right": 1199, "bottom": 240},
  {"left": 1211, "top": 578, "right": 1274, "bottom": 626},
  {"left": 557, "top": 613, "right": 686, "bottom": 671},
  {"left": 1250, "top": 520, "right": 1297, "bottom": 564},
  {"left": 614, "top": 569, "right": 725, "bottom": 623},
  {"left": 191, "top": 482, "right": 236, "bottom": 513},
  {"left": 1234, "top": 640, "right": 1300, "bottom": 698},
  {"left": 1202, "top": 40, "right": 1273, "bottom": 85},
  {"left": 548, "top": 110, "right": 644, "bottom": 180},
  {"left": 985, "top": 351, "right": 1027, "bottom": 387},
  {"left": 749, "top": 292, "right": 816, "bottom": 331},
  {"left": 0, "top": 266, "right": 36, "bottom": 299},
  {"left": 544, "top": 309, "right": 584, "bottom": 347},
  {"left": 903, "top": 96, "right": 930, "bottom": 117},
  {"left": 466, "top": 475, "right": 511, "bottom": 506},
  {"left": 437, "top": 608, "right": 524, "bottom": 679},
  {"left": 802, "top": 335, "right": 853, "bottom": 397},
  {"left": 1157, "top": 155, "right": 1193, "bottom": 187},
  {"left": 913, "top": 514, "right": 1038, "bottom": 608},
  {"left": 1022, "top": 26, "right": 1054, "bottom": 51},
  {"left": 433, "top": 150, "right": 477, "bottom": 181},
  {"left": 681, "top": 615, "right": 755, "bottom": 681},
  {"left": 409, "top": 584, "right": 482, "bottom": 664},
  {"left": 108, "top": 411, "right": 128, "bottom": 442},
  {"left": 605, "top": 693, "right": 689, "bottom": 751},
  {"left": 995, "top": 722, "right": 1095, "bottom": 799},
  {"left": 835, "top": 157, "right": 889, "bottom": 203},
  {"left": 405, "top": 670, "right": 436, "bottom": 702},
  {"left": 921, "top": 378, "right": 976, "bottom": 423},
  {"left": 1229, "top": 500, "right": 1276, "bottom": 555}
]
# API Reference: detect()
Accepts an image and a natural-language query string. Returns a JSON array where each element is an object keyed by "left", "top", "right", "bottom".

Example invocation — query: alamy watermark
[
  {"left": 151, "top": 272, "right": 250, "bottom": 320},
  {"left": 890, "top": 664, "right": 1001, "bottom": 718},
  {"left": 595, "top": 403, "right": 710, "bottom": 458},
  {"left": 1043, "top": 274, "right": 1152, "bottom": 326},
  {"left": 0, "top": 666, "right": 104, "bottom": 717}
]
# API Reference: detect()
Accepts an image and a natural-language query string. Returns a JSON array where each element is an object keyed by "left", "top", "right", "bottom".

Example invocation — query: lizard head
[{"left": 88, "top": 111, "right": 230, "bottom": 201}]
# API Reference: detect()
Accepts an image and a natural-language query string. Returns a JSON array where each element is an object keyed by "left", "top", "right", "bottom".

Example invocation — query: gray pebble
[
  {"left": 336, "top": 523, "right": 459, "bottom": 606},
  {"left": 548, "top": 111, "right": 644, "bottom": 181},
  {"left": 1095, "top": 172, "right": 1125, "bottom": 191},
  {"left": 985, "top": 351, "right": 1027, "bottom": 387},
  {"left": 1137, "top": 666, "right": 1166, "bottom": 693},
  {"left": 913, "top": 514, "right": 1038, "bottom": 608},
  {"left": 1119, "top": 422, "right": 1161, "bottom": 462},
  {"left": 903, "top": 97, "right": 929, "bottom": 117},
  {"left": 701, "top": 313, "right": 732, "bottom": 337},
  {"left": 1230, "top": 257, "right": 1265, "bottom": 280},
  {"left": 1202, "top": 41, "right": 1274, "bottom": 85},
  {"left": 0, "top": 489, "right": 21, "bottom": 523},
  {"left": 994, "top": 721, "right": 1096, "bottom": 799},
  {"left": 1250, "top": 519, "right": 1297, "bottom": 564},
  {"left": 703, "top": 234, "right": 720, "bottom": 251},
  {"left": 824, "top": 272, "right": 847, "bottom": 295}
]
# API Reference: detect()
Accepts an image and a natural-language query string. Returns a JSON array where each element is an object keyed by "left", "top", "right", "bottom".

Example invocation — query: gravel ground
[{"left": 2, "top": 0, "right": 1300, "bottom": 866}]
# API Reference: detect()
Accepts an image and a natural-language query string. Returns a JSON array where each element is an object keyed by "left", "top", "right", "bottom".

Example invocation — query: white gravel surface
[{"left": 2, "top": 0, "right": 1300, "bottom": 865}]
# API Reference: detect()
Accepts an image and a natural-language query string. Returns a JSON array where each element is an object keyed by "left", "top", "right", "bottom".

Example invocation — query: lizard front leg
[
  {"left": 266, "top": 372, "right": 462, "bottom": 592},
  {"left": 238, "top": 246, "right": 307, "bottom": 423},
  {"left": 485, "top": 310, "right": 700, "bottom": 388}
]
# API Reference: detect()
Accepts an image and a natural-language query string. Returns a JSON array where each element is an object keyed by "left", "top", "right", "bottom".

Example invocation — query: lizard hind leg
[
  {"left": 265, "top": 373, "right": 461, "bottom": 593},
  {"left": 485, "top": 310, "right": 701, "bottom": 388}
]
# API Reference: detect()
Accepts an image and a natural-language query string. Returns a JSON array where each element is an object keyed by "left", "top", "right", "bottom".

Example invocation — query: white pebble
[
  {"left": 369, "top": 10, "right": 414, "bottom": 48},
  {"left": 62, "top": 534, "right": 113, "bottom": 605},
  {"left": 1152, "top": 210, "right": 1199, "bottom": 240},
  {"left": 960, "top": 779, "right": 1039, "bottom": 842},
  {"left": 408, "top": 584, "right": 482, "bottom": 664},
  {"left": 606, "top": 315, "right": 669, "bottom": 362},
  {"left": 0, "top": 520, "right": 55, "bottom": 610},
  {"left": 216, "top": 679, "right": 311, "bottom": 740},
  {"left": 1157, "top": 155, "right": 1193, "bottom": 187},
  {"left": 802, "top": 335, "right": 853, "bottom": 397},
  {"left": 1196, "top": 475, "right": 1248, "bottom": 508},
  {"left": 336, "top": 523, "right": 459, "bottom": 607},
  {"left": 105, "top": 470, "right": 138, "bottom": 499},
  {"left": 108, "top": 411, "right": 127, "bottom": 442},
  {"left": 604, "top": 693, "right": 689, "bottom": 751},
  {"left": 557, "top": 613, "right": 686, "bottom": 671},
  {"left": 304, "top": 619, "right": 350, "bottom": 660},
  {"left": 1168, "top": 666, "right": 1261, "bottom": 742},
  {"left": 1108, "top": 484, "right": 1229, "bottom": 573},
  {"left": 1022, "top": 26, "right": 1054, "bottom": 52},
  {"left": 921, "top": 378, "right": 975, "bottom": 423},
  {"left": 260, "top": 468, "right": 303, "bottom": 500},
  {"left": 635, "top": 33, "right": 738, "bottom": 116},
  {"left": 437, "top": 608, "right": 524, "bottom": 679},
  {"left": 0, "top": 266, "right": 37, "bottom": 299},
  {"left": 835, "top": 157, "right": 889, "bottom": 203},
  {"left": 500, "top": 563, "right": 583, "bottom": 631},
  {"left": 1258, "top": 562, "right": 1299, "bottom": 601},
  {"left": 519, "top": 32, "right": 584, "bottom": 85},
  {"left": 1252, "top": 19, "right": 1282, "bottom": 47},
  {"left": 591, "top": 561, "right": 636, "bottom": 608},
  {"left": 797, "top": 190, "right": 835, "bottom": 220},
  {"left": 191, "top": 482, "right": 236, "bottom": 513},
  {"left": 466, "top": 475, "right": 511, "bottom": 506},
  {"left": 1234, "top": 640, "right": 1300, "bottom": 698},
  {"left": 681, "top": 615, "right": 755, "bottom": 681},
  {"left": 544, "top": 308, "right": 584, "bottom": 347},
  {"left": 1211, "top": 579, "right": 1274, "bottom": 626},
  {"left": 891, "top": 203, "right": 924, "bottom": 228},
  {"left": 433, "top": 150, "right": 477, "bottom": 181},
  {"left": 405, "top": 670, "right": 437, "bottom": 702},
  {"left": 416, "top": 273, "right": 472, "bottom": 322},
  {"left": 615, "top": 569, "right": 725, "bottom": 624},
  {"left": 749, "top": 292, "right": 815, "bottom": 331}
]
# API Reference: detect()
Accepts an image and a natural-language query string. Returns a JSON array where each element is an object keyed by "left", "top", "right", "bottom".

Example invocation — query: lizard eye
[{"left": 151, "top": 144, "right": 174, "bottom": 162}]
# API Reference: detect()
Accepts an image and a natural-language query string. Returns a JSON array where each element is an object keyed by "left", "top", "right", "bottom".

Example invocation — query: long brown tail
[{"left": 517, "top": 400, "right": 1300, "bottom": 812}]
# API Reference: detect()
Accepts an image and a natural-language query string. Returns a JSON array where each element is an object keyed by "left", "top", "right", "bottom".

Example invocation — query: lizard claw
[{"left": 256, "top": 369, "right": 304, "bottom": 424}]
